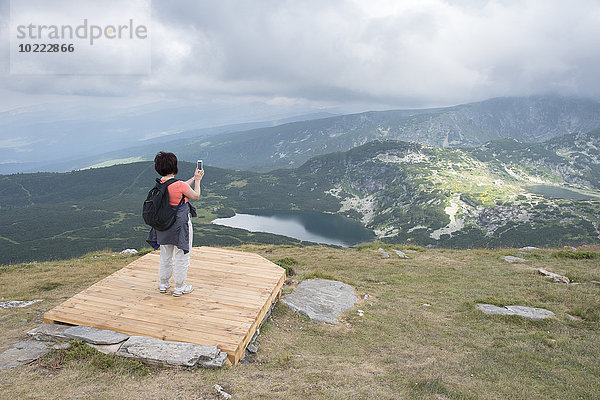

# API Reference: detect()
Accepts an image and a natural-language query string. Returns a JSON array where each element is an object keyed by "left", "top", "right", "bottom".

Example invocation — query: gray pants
[{"left": 158, "top": 216, "right": 193, "bottom": 288}]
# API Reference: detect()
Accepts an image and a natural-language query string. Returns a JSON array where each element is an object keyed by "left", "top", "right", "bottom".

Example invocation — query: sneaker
[
  {"left": 159, "top": 281, "right": 171, "bottom": 293},
  {"left": 173, "top": 284, "right": 193, "bottom": 297}
]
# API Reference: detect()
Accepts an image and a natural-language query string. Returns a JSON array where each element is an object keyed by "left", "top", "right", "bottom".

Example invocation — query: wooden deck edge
[{"left": 233, "top": 271, "right": 286, "bottom": 364}]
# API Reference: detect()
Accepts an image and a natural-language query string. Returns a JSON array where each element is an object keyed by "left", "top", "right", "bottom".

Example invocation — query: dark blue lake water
[
  {"left": 212, "top": 210, "right": 375, "bottom": 246},
  {"left": 527, "top": 185, "right": 600, "bottom": 200}
]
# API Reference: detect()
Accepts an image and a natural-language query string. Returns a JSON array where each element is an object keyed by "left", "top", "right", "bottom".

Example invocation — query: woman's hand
[{"left": 194, "top": 168, "right": 204, "bottom": 182}]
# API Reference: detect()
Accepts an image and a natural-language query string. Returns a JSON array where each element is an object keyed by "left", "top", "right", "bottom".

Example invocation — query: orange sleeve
[{"left": 168, "top": 181, "right": 192, "bottom": 206}]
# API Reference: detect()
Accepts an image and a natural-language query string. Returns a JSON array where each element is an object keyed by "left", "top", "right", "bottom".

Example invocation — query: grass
[
  {"left": 1, "top": 245, "right": 599, "bottom": 399},
  {"left": 39, "top": 340, "right": 148, "bottom": 377},
  {"left": 551, "top": 250, "right": 597, "bottom": 259}
]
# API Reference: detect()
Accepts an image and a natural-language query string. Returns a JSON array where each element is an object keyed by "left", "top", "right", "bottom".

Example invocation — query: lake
[
  {"left": 212, "top": 210, "right": 375, "bottom": 247},
  {"left": 527, "top": 185, "right": 600, "bottom": 201}
]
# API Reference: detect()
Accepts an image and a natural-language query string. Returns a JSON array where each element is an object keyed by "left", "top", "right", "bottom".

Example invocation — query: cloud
[{"left": 2, "top": 0, "right": 600, "bottom": 109}]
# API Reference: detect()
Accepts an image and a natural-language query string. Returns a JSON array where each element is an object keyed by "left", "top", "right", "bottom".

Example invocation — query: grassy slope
[{"left": 0, "top": 245, "right": 599, "bottom": 399}]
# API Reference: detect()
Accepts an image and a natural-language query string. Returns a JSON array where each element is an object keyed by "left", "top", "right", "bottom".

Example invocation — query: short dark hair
[{"left": 154, "top": 151, "right": 178, "bottom": 176}]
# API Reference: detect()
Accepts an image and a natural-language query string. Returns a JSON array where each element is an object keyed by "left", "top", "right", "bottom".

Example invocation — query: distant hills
[
  {"left": 1, "top": 128, "right": 598, "bottom": 264},
  {"left": 47, "top": 95, "right": 600, "bottom": 173}
]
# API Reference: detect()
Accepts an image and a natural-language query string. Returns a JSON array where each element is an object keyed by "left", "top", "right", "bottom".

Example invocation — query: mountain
[
  {"left": 83, "top": 95, "right": 600, "bottom": 173},
  {"left": 1, "top": 129, "right": 599, "bottom": 264},
  {"left": 0, "top": 98, "right": 337, "bottom": 174}
]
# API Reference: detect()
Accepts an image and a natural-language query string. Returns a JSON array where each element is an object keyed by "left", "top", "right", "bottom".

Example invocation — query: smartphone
[{"left": 197, "top": 160, "right": 203, "bottom": 170}]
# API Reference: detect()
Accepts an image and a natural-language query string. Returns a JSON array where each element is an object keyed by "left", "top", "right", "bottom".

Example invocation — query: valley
[{"left": 1, "top": 128, "right": 599, "bottom": 264}]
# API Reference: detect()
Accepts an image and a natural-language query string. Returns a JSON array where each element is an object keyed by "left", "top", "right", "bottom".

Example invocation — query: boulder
[
  {"left": 476, "top": 304, "right": 515, "bottom": 316},
  {"left": 117, "top": 336, "right": 227, "bottom": 368},
  {"left": 120, "top": 249, "right": 138, "bottom": 254},
  {"left": 504, "top": 305, "right": 555, "bottom": 320},
  {"left": 378, "top": 248, "right": 390, "bottom": 258},
  {"left": 504, "top": 256, "right": 527, "bottom": 263},
  {"left": 0, "top": 340, "right": 69, "bottom": 370},
  {"left": 64, "top": 325, "right": 130, "bottom": 345},
  {"left": 538, "top": 268, "right": 570, "bottom": 284},
  {"left": 393, "top": 249, "right": 409, "bottom": 258},
  {"left": 476, "top": 303, "right": 554, "bottom": 320},
  {"left": 281, "top": 279, "right": 358, "bottom": 324},
  {"left": 520, "top": 246, "right": 538, "bottom": 251}
]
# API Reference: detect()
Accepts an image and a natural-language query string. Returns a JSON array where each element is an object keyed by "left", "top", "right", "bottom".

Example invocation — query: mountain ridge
[
  {"left": 61, "top": 95, "right": 600, "bottom": 173},
  {"left": 1, "top": 128, "right": 598, "bottom": 264}
]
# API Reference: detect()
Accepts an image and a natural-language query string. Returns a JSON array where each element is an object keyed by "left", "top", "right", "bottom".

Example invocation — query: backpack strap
[
  {"left": 156, "top": 177, "right": 178, "bottom": 186},
  {"left": 156, "top": 177, "right": 187, "bottom": 207}
]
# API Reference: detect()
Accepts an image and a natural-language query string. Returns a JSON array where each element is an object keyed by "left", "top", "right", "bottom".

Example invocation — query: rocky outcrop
[{"left": 282, "top": 279, "right": 358, "bottom": 324}]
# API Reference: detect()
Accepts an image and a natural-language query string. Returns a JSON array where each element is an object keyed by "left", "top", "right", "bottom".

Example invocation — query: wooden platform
[{"left": 44, "top": 246, "right": 286, "bottom": 364}]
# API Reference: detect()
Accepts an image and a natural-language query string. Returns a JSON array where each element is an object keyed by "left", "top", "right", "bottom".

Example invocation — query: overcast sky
[{"left": 2, "top": 0, "right": 600, "bottom": 113}]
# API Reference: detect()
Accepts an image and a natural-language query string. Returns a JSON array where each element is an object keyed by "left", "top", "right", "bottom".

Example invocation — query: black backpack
[{"left": 142, "top": 178, "right": 185, "bottom": 231}]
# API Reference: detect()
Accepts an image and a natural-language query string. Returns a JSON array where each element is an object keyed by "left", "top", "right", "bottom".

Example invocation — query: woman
[{"left": 146, "top": 151, "right": 204, "bottom": 297}]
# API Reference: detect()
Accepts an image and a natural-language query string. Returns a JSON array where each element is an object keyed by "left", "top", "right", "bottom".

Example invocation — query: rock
[
  {"left": 64, "top": 325, "right": 129, "bottom": 345},
  {"left": 86, "top": 342, "right": 124, "bottom": 354},
  {"left": 422, "top": 303, "right": 431, "bottom": 307},
  {"left": 476, "top": 304, "right": 554, "bottom": 320},
  {"left": 538, "top": 268, "right": 570, "bottom": 284},
  {"left": 504, "top": 256, "right": 527, "bottom": 263},
  {"left": 0, "top": 299, "right": 42, "bottom": 309},
  {"left": 405, "top": 249, "right": 418, "bottom": 253},
  {"left": 0, "top": 340, "right": 69, "bottom": 370},
  {"left": 363, "top": 294, "right": 369, "bottom": 299},
  {"left": 378, "top": 248, "right": 390, "bottom": 258},
  {"left": 281, "top": 279, "right": 358, "bottom": 324},
  {"left": 357, "top": 309, "right": 364, "bottom": 316},
  {"left": 120, "top": 249, "right": 138, "bottom": 254},
  {"left": 566, "top": 314, "right": 583, "bottom": 321},
  {"left": 246, "top": 343, "right": 258, "bottom": 354},
  {"left": 520, "top": 246, "right": 538, "bottom": 251},
  {"left": 117, "top": 336, "right": 227, "bottom": 368},
  {"left": 28, "top": 324, "right": 71, "bottom": 342},
  {"left": 393, "top": 249, "right": 409, "bottom": 258},
  {"left": 591, "top": 280, "right": 600, "bottom": 287},
  {"left": 504, "top": 306, "right": 555, "bottom": 320},
  {"left": 213, "top": 384, "right": 232, "bottom": 399}
]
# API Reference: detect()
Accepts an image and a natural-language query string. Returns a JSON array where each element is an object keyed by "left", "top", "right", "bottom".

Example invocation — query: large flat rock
[
  {"left": 0, "top": 340, "right": 69, "bottom": 370},
  {"left": 476, "top": 304, "right": 555, "bottom": 320},
  {"left": 281, "top": 279, "right": 358, "bottom": 324},
  {"left": 116, "top": 336, "right": 227, "bottom": 368},
  {"left": 0, "top": 300, "right": 42, "bottom": 309},
  {"left": 64, "top": 325, "right": 130, "bottom": 345},
  {"left": 28, "top": 324, "right": 71, "bottom": 342}
]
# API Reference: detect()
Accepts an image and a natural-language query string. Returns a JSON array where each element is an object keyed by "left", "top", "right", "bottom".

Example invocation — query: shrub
[
  {"left": 275, "top": 257, "right": 299, "bottom": 276},
  {"left": 551, "top": 250, "right": 597, "bottom": 259}
]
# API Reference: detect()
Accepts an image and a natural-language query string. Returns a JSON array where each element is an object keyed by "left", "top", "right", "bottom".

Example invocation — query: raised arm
[{"left": 184, "top": 168, "right": 203, "bottom": 200}]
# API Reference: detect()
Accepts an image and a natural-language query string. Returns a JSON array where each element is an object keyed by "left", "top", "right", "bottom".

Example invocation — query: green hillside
[
  {"left": 1, "top": 130, "right": 599, "bottom": 264},
  {"left": 40, "top": 95, "right": 600, "bottom": 173}
]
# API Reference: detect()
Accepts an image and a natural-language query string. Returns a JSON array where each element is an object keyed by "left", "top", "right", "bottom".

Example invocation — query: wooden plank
[
  {"left": 111, "top": 267, "right": 280, "bottom": 287},
  {"left": 88, "top": 280, "right": 267, "bottom": 311},
  {"left": 97, "top": 271, "right": 274, "bottom": 300},
  {"left": 58, "top": 290, "right": 256, "bottom": 329},
  {"left": 104, "top": 268, "right": 279, "bottom": 297},
  {"left": 81, "top": 277, "right": 273, "bottom": 309},
  {"left": 53, "top": 294, "right": 253, "bottom": 333},
  {"left": 51, "top": 301, "right": 246, "bottom": 343}
]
